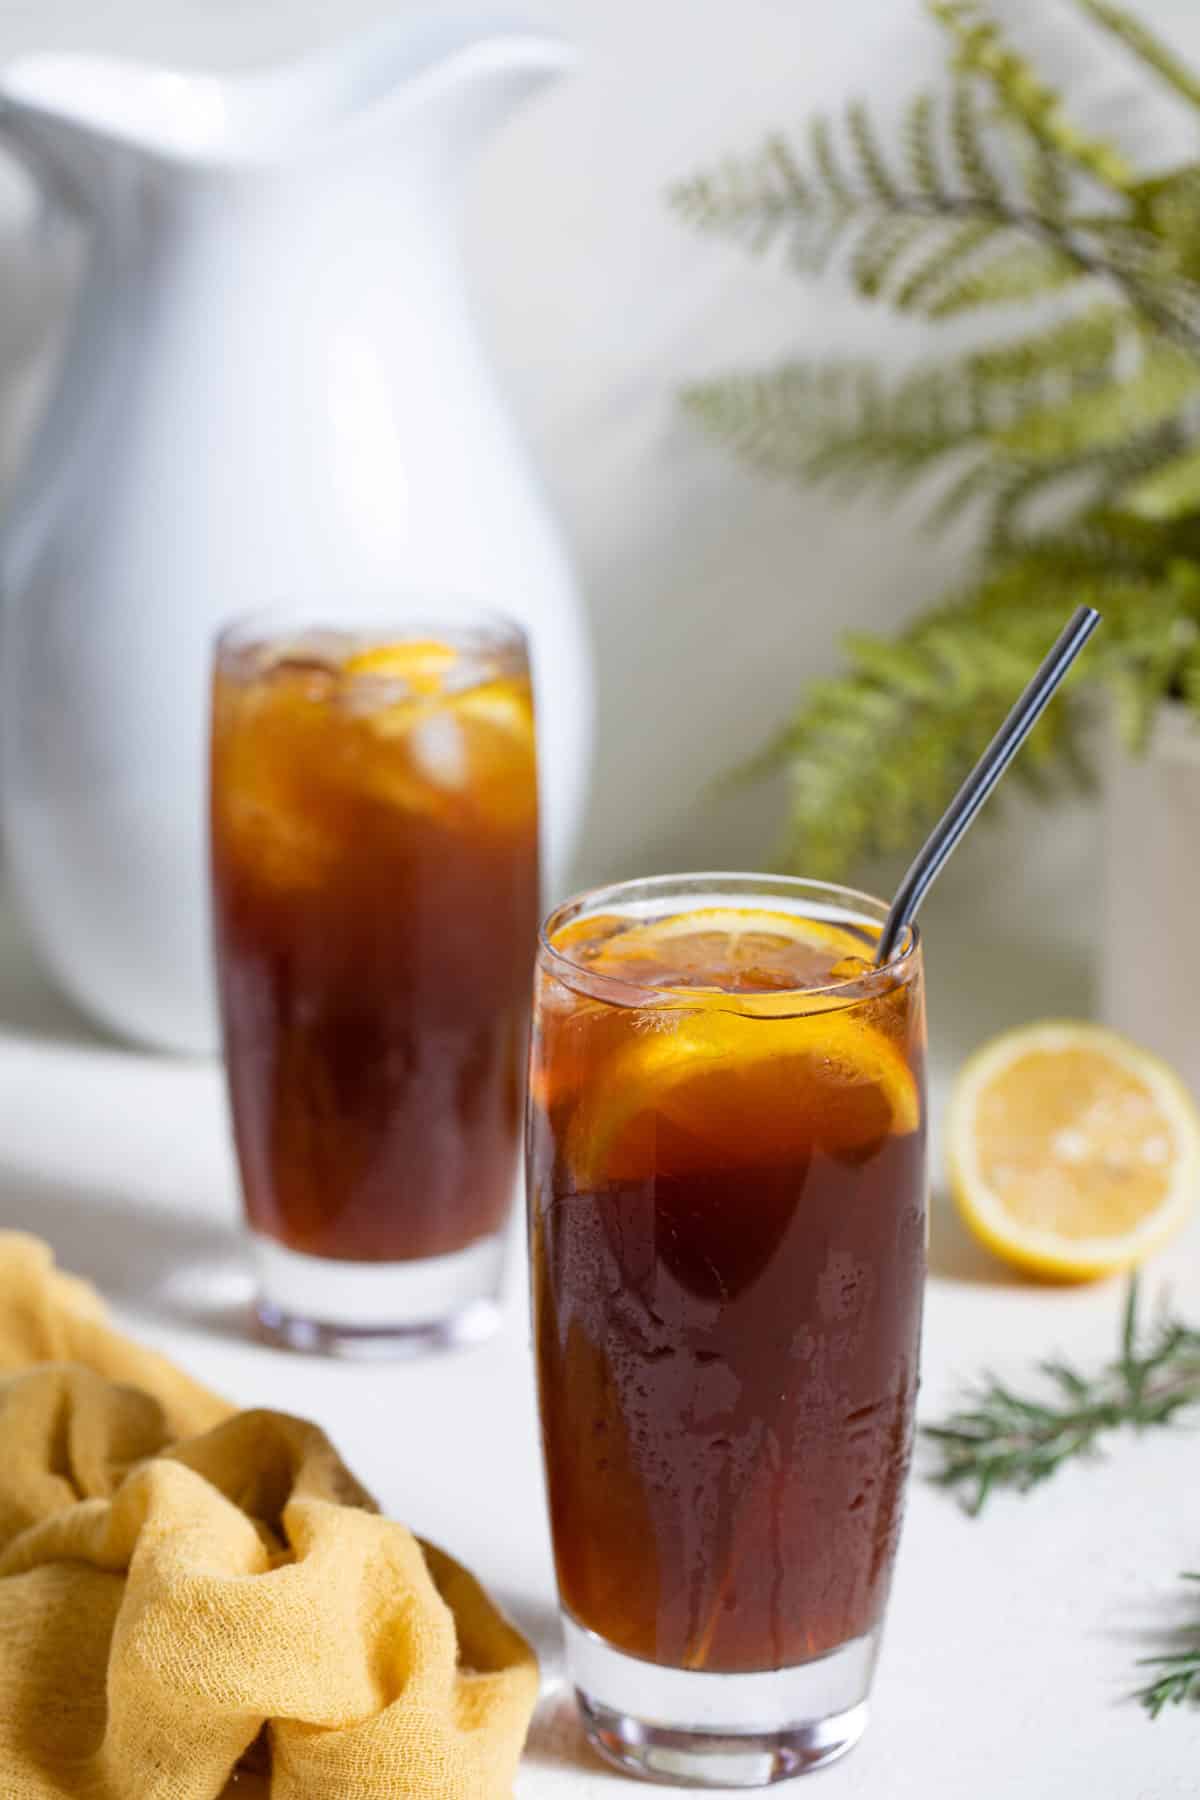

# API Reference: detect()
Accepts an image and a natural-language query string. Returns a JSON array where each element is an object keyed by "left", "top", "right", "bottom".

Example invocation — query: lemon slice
[
  {"left": 344, "top": 639, "right": 457, "bottom": 695},
  {"left": 569, "top": 1006, "right": 920, "bottom": 1186},
  {"left": 947, "top": 1021, "right": 1200, "bottom": 1281},
  {"left": 581, "top": 907, "right": 875, "bottom": 1001},
  {"left": 596, "top": 907, "right": 870, "bottom": 963},
  {"left": 454, "top": 676, "right": 535, "bottom": 740}
]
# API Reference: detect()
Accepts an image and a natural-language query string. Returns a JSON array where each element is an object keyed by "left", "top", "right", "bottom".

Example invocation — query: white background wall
[{"left": 1, "top": 0, "right": 1197, "bottom": 1056}]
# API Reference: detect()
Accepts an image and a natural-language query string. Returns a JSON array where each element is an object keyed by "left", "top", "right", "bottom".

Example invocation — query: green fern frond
[
  {"left": 1075, "top": 1, "right": 1200, "bottom": 111},
  {"left": 772, "top": 637, "right": 1084, "bottom": 878},
  {"left": 967, "top": 303, "right": 1131, "bottom": 382},
  {"left": 1100, "top": 566, "right": 1200, "bottom": 744},
  {"left": 681, "top": 362, "right": 986, "bottom": 497},
  {"left": 766, "top": 570, "right": 1200, "bottom": 876},
  {"left": 684, "top": 316, "right": 1163, "bottom": 529},
  {"left": 850, "top": 214, "right": 932, "bottom": 298},
  {"left": 951, "top": 79, "right": 1003, "bottom": 201},
  {"left": 894, "top": 219, "right": 1001, "bottom": 311},
  {"left": 928, "top": 0, "right": 1138, "bottom": 193},
  {"left": 1117, "top": 443, "right": 1200, "bottom": 520},
  {"left": 675, "top": 0, "right": 1200, "bottom": 879},
  {"left": 1019, "top": 136, "right": 1071, "bottom": 225},
  {"left": 846, "top": 100, "right": 900, "bottom": 201},
  {"left": 810, "top": 115, "right": 854, "bottom": 204},
  {"left": 983, "top": 440, "right": 1166, "bottom": 547},
  {"left": 673, "top": 90, "right": 1200, "bottom": 343},
  {"left": 906, "top": 90, "right": 946, "bottom": 198},
  {"left": 1131, "top": 167, "right": 1200, "bottom": 288},
  {"left": 995, "top": 342, "right": 1200, "bottom": 458},
  {"left": 933, "top": 441, "right": 1155, "bottom": 540},
  {"left": 669, "top": 136, "right": 814, "bottom": 250},
  {"left": 923, "top": 239, "right": 1086, "bottom": 315}
]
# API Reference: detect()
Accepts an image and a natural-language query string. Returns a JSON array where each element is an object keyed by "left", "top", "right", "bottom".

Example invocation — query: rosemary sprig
[
  {"left": 1136, "top": 1575, "right": 1200, "bottom": 1718},
  {"left": 925, "top": 1279, "right": 1200, "bottom": 1515}
]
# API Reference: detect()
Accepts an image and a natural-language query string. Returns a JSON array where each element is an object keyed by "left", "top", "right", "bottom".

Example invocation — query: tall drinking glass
[
  {"left": 527, "top": 874, "right": 926, "bottom": 1785},
  {"left": 211, "top": 607, "right": 539, "bottom": 1354}
]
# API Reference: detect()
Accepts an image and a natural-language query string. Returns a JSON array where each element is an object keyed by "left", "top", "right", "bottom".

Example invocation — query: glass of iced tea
[
  {"left": 211, "top": 607, "right": 539, "bottom": 1354},
  {"left": 528, "top": 873, "right": 926, "bottom": 1786}
]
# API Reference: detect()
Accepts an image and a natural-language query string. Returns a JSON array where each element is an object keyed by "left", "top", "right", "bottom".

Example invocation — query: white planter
[{"left": 1101, "top": 700, "right": 1200, "bottom": 1095}]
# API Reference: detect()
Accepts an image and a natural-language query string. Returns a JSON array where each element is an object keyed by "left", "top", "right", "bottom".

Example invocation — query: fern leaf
[
  {"left": 925, "top": 459, "right": 1016, "bottom": 530},
  {"left": 846, "top": 101, "right": 899, "bottom": 201},
  {"left": 1132, "top": 166, "right": 1200, "bottom": 270},
  {"left": 1075, "top": 1, "right": 1200, "bottom": 111},
  {"left": 1102, "top": 568, "right": 1200, "bottom": 746},
  {"left": 980, "top": 461, "right": 1116, "bottom": 549},
  {"left": 849, "top": 214, "right": 931, "bottom": 298},
  {"left": 770, "top": 641, "right": 1079, "bottom": 876},
  {"left": 764, "top": 133, "right": 811, "bottom": 207},
  {"left": 995, "top": 343, "right": 1200, "bottom": 459},
  {"left": 672, "top": 0, "right": 1200, "bottom": 879},
  {"left": 669, "top": 140, "right": 810, "bottom": 246},
  {"left": 966, "top": 303, "right": 1130, "bottom": 383},
  {"left": 983, "top": 506, "right": 1194, "bottom": 579},
  {"left": 1020, "top": 138, "right": 1071, "bottom": 225},
  {"left": 951, "top": 79, "right": 1002, "bottom": 201},
  {"left": 681, "top": 361, "right": 984, "bottom": 497},
  {"left": 684, "top": 318, "right": 1151, "bottom": 524},
  {"left": 893, "top": 218, "right": 1000, "bottom": 311},
  {"left": 762, "top": 571, "right": 1198, "bottom": 876},
  {"left": 1118, "top": 442, "right": 1200, "bottom": 520},
  {"left": 840, "top": 633, "right": 950, "bottom": 700},
  {"left": 923, "top": 239, "right": 1084, "bottom": 316},
  {"left": 810, "top": 116, "right": 853, "bottom": 203},
  {"left": 670, "top": 131, "right": 882, "bottom": 272},
  {"left": 928, "top": 0, "right": 1138, "bottom": 194},
  {"left": 905, "top": 91, "right": 945, "bottom": 198}
]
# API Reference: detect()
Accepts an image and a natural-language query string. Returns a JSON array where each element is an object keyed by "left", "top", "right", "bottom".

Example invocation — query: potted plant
[{"left": 675, "top": 0, "right": 1200, "bottom": 1087}]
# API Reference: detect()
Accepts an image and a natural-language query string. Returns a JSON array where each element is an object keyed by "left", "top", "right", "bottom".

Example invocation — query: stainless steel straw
[{"left": 875, "top": 603, "right": 1102, "bottom": 966}]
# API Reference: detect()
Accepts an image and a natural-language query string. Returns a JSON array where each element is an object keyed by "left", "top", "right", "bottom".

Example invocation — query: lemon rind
[
  {"left": 570, "top": 1008, "right": 922, "bottom": 1185},
  {"left": 947, "top": 1020, "right": 1200, "bottom": 1280}
]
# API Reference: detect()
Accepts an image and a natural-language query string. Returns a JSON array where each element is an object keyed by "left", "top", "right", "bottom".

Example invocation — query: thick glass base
[
  {"left": 564, "top": 1615, "right": 877, "bottom": 1788},
  {"left": 249, "top": 1230, "right": 505, "bottom": 1358}
]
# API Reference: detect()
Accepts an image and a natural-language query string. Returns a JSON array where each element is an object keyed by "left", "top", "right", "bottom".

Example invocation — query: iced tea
[
  {"left": 212, "top": 614, "right": 539, "bottom": 1350},
  {"left": 527, "top": 875, "right": 926, "bottom": 1781}
]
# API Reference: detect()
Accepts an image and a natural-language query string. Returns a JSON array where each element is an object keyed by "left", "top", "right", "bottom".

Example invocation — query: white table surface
[{"left": 0, "top": 891, "right": 1197, "bottom": 1800}]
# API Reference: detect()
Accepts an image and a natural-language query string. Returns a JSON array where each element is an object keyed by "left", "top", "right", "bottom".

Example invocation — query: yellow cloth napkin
[{"left": 0, "top": 1232, "right": 538, "bottom": 1800}]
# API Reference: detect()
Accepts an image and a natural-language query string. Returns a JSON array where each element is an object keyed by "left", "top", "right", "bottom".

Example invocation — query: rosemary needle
[
  {"left": 927, "top": 1282, "right": 1200, "bottom": 1720},
  {"left": 1136, "top": 1575, "right": 1200, "bottom": 1719},
  {"left": 924, "top": 1278, "right": 1200, "bottom": 1516}
]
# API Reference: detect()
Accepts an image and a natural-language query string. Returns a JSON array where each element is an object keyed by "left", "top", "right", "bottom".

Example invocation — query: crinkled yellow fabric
[{"left": 0, "top": 1233, "right": 537, "bottom": 1799}]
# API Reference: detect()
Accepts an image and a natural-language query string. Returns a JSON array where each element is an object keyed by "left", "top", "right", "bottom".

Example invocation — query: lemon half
[{"left": 947, "top": 1021, "right": 1200, "bottom": 1281}]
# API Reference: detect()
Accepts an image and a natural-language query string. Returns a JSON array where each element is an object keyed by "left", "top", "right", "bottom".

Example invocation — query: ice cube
[{"left": 407, "top": 712, "right": 469, "bottom": 790}]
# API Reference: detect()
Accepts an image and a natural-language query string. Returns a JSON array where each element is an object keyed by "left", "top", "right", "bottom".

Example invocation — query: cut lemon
[
  {"left": 947, "top": 1021, "right": 1200, "bottom": 1282},
  {"left": 359, "top": 670, "right": 536, "bottom": 826},
  {"left": 454, "top": 676, "right": 535, "bottom": 741},
  {"left": 569, "top": 1006, "right": 921, "bottom": 1186},
  {"left": 344, "top": 639, "right": 457, "bottom": 694},
  {"left": 582, "top": 906, "right": 876, "bottom": 998}
]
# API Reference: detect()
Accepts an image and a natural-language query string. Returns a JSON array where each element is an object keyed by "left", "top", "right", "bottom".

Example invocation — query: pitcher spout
[{"left": 0, "top": 15, "right": 573, "bottom": 175}]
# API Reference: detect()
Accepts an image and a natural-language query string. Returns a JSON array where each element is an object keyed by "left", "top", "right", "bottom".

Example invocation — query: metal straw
[{"left": 874, "top": 603, "right": 1102, "bottom": 966}]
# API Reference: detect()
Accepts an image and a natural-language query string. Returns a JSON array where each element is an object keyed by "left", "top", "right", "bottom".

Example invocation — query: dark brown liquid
[
  {"left": 212, "top": 636, "right": 539, "bottom": 1262},
  {"left": 528, "top": 912, "right": 926, "bottom": 1673}
]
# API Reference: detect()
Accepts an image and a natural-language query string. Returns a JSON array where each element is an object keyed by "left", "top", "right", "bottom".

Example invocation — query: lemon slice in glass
[
  {"left": 558, "top": 908, "right": 920, "bottom": 1186},
  {"left": 344, "top": 639, "right": 457, "bottom": 694}
]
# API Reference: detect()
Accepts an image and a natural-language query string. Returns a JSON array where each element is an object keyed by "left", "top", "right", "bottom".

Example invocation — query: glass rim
[
  {"left": 213, "top": 599, "right": 529, "bottom": 683},
  {"left": 538, "top": 871, "right": 920, "bottom": 1011}
]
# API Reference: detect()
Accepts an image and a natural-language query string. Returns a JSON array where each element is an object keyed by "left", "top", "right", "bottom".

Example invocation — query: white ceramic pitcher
[{"left": 0, "top": 15, "right": 592, "bottom": 1053}]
